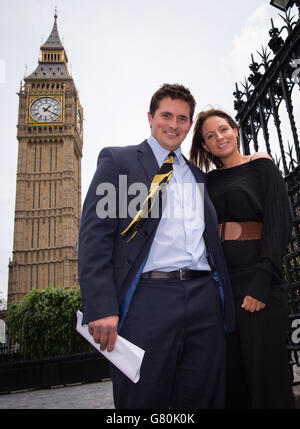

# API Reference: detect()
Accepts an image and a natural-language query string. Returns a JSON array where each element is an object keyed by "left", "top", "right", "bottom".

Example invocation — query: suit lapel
[
  {"left": 182, "top": 155, "right": 207, "bottom": 184},
  {"left": 134, "top": 140, "right": 162, "bottom": 232},
  {"left": 136, "top": 140, "right": 159, "bottom": 185}
]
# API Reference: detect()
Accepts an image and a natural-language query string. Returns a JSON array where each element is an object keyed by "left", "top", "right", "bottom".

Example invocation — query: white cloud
[
  {"left": 228, "top": 3, "right": 300, "bottom": 162},
  {"left": 229, "top": 3, "right": 283, "bottom": 82}
]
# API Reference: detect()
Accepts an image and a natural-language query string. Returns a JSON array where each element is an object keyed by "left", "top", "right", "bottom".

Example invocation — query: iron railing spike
[{"left": 232, "top": 8, "right": 300, "bottom": 363}]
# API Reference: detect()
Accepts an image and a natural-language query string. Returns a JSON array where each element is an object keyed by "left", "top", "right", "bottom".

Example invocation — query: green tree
[{"left": 8, "top": 287, "right": 90, "bottom": 358}]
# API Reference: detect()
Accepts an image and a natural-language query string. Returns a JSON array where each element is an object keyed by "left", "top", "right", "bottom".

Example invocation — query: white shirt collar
[{"left": 147, "top": 135, "right": 182, "bottom": 166}]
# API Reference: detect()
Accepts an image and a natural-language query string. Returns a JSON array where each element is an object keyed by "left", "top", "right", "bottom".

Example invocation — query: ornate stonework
[{"left": 8, "top": 13, "right": 83, "bottom": 305}]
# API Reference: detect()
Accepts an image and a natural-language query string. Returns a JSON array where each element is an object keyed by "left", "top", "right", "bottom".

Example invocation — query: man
[{"left": 78, "top": 83, "right": 235, "bottom": 409}]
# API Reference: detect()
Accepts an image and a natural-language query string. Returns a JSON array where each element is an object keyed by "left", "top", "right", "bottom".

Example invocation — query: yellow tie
[{"left": 121, "top": 152, "right": 175, "bottom": 243}]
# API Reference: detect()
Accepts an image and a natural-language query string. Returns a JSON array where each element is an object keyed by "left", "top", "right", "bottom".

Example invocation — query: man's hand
[
  {"left": 88, "top": 315, "right": 119, "bottom": 352},
  {"left": 241, "top": 295, "right": 266, "bottom": 313}
]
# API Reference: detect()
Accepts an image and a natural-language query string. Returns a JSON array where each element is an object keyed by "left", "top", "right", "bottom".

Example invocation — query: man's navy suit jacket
[{"left": 78, "top": 140, "right": 236, "bottom": 333}]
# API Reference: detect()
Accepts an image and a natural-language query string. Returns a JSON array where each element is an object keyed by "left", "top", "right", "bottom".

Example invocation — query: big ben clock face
[{"left": 30, "top": 97, "right": 62, "bottom": 122}]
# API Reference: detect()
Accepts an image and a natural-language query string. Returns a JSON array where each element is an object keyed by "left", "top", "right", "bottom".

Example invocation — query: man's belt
[
  {"left": 140, "top": 270, "right": 211, "bottom": 281},
  {"left": 219, "top": 221, "right": 262, "bottom": 241}
]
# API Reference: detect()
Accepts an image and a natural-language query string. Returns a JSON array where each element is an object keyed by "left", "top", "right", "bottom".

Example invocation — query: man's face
[{"left": 147, "top": 97, "right": 192, "bottom": 151}]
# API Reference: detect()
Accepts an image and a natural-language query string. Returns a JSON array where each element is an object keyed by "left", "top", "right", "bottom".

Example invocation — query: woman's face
[{"left": 201, "top": 115, "right": 239, "bottom": 160}]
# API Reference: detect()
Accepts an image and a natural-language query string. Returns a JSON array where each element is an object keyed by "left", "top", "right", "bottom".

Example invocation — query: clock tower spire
[
  {"left": 28, "top": 11, "right": 70, "bottom": 81},
  {"left": 8, "top": 13, "right": 83, "bottom": 304}
]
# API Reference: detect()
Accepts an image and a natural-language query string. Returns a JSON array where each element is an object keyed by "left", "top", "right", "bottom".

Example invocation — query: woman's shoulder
[
  {"left": 249, "top": 153, "right": 285, "bottom": 184},
  {"left": 249, "top": 152, "right": 279, "bottom": 173},
  {"left": 250, "top": 152, "right": 272, "bottom": 161},
  {"left": 207, "top": 152, "right": 276, "bottom": 178}
]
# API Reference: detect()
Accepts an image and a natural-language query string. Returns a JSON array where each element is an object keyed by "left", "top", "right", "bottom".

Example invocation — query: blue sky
[{"left": 0, "top": 0, "right": 297, "bottom": 299}]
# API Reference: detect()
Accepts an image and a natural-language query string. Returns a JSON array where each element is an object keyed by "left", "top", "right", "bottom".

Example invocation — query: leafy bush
[{"left": 8, "top": 287, "right": 91, "bottom": 359}]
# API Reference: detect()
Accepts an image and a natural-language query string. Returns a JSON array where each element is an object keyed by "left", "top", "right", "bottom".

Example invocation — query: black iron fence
[
  {"left": 0, "top": 351, "right": 110, "bottom": 394},
  {"left": 233, "top": 3, "right": 300, "bottom": 378},
  {"left": 0, "top": 321, "right": 110, "bottom": 393}
]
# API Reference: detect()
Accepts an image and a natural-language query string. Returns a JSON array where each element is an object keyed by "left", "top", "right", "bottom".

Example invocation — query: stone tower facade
[{"left": 8, "top": 13, "right": 83, "bottom": 305}]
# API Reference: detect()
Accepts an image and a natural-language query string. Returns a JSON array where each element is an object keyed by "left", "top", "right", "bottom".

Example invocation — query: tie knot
[{"left": 168, "top": 152, "right": 176, "bottom": 163}]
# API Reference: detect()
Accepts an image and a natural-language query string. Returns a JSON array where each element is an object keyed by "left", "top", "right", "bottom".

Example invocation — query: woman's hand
[{"left": 241, "top": 295, "right": 266, "bottom": 313}]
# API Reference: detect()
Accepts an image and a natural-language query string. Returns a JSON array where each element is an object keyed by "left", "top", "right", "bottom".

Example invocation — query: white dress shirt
[{"left": 143, "top": 136, "right": 210, "bottom": 273}]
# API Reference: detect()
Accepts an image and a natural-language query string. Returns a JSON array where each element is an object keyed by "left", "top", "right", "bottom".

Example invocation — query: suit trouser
[{"left": 110, "top": 274, "right": 226, "bottom": 409}]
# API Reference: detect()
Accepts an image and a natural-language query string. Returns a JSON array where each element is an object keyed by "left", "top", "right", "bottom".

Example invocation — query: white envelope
[{"left": 76, "top": 310, "right": 145, "bottom": 384}]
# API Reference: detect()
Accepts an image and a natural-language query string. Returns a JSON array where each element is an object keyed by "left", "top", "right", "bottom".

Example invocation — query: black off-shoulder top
[{"left": 207, "top": 159, "right": 292, "bottom": 303}]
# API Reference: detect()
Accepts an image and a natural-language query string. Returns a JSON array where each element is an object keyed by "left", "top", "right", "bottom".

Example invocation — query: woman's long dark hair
[{"left": 190, "top": 108, "right": 240, "bottom": 172}]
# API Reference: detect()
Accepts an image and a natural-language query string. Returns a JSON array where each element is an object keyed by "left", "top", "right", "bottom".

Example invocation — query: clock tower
[{"left": 8, "top": 13, "right": 83, "bottom": 304}]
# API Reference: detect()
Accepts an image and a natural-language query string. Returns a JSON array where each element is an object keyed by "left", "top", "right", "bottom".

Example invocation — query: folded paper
[{"left": 76, "top": 310, "right": 145, "bottom": 383}]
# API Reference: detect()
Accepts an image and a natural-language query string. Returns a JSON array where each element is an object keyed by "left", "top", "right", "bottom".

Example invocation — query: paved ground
[
  {"left": 0, "top": 379, "right": 114, "bottom": 409},
  {"left": 0, "top": 367, "right": 299, "bottom": 409}
]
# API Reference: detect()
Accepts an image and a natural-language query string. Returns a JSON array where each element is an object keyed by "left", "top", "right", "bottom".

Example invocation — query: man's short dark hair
[{"left": 149, "top": 83, "right": 196, "bottom": 122}]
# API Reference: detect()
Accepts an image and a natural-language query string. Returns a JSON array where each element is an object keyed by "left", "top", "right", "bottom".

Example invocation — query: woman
[{"left": 190, "top": 108, "right": 295, "bottom": 409}]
